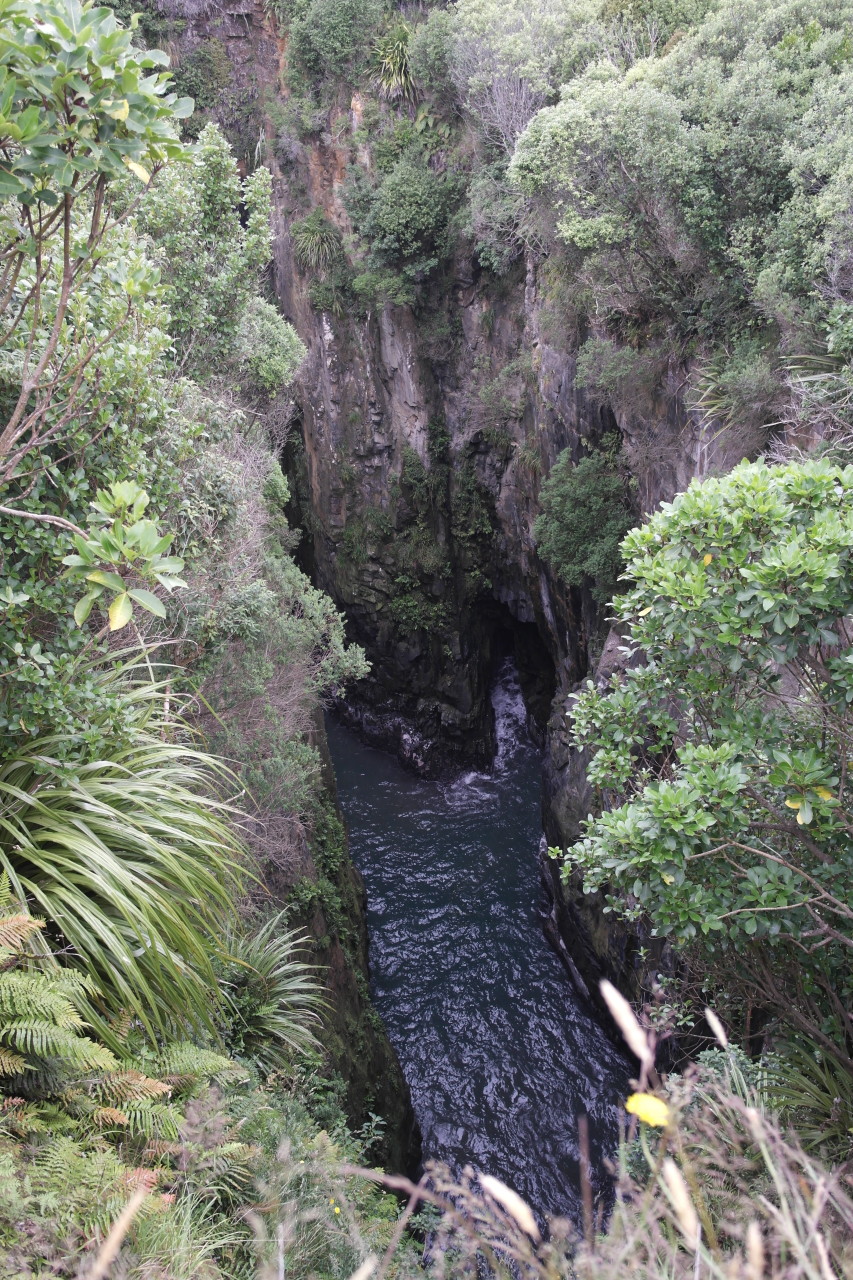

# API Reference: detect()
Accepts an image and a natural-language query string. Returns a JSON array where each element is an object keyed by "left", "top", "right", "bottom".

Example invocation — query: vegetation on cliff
[
  {"left": 0, "top": 2, "right": 406, "bottom": 1273},
  {"left": 2, "top": 0, "right": 853, "bottom": 1276}
]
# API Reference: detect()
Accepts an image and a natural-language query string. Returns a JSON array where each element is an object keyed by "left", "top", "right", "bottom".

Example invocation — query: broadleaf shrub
[{"left": 534, "top": 444, "right": 634, "bottom": 602}]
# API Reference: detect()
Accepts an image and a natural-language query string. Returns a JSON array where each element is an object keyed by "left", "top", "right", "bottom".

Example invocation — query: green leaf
[
  {"left": 127, "top": 588, "right": 166, "bottom": 618},
  {"left": 151, "top": 556, "right": 184, "bottom": 574},
  {"left": 73, "top": 589, "right": 101, "bottom": 626},
  {"left": 85, "top": 569, "right": 126, "bottom": 592},
  {"left": 153, "top": 574, "right": 187, "bottom": 593}
]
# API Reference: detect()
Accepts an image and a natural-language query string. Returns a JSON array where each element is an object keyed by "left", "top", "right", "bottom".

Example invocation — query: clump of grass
[
  {"left": 290, "top": 210, "right": 343, "bottom": 274},
  {"left": 372, "top": 24, "right": 415, "bottom": 102}
]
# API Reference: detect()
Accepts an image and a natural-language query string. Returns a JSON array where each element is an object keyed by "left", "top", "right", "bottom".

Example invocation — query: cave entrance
[{"left": 482, "top": 605, "right": 558, "bottom": 741}]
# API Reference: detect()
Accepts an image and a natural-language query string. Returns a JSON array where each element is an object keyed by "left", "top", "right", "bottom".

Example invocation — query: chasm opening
[{"left": 326, "top": 657, "right": 629, "bottom": 1224}]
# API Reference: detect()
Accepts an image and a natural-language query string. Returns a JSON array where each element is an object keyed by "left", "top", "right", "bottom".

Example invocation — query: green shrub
[
  {"left": 350, "top": 268, "right": 416, "bottom": 309},
  {"left": 387, "top": 591, "right": 448, "bottom": 635},
  {"left": 289, "top": 0, "right": 383, "bottom": 82},
  {"left": 467, "top": 161, "right": 532, "bottom": 276},
  {"left": 372, "top": 116, "right": 419, "bottom": 174},
  {"left": 351, "top": 155, "right": 459, "bottom": 280},
  {"left": 564, "top": 458, "right": 853, "bottom": 1061},
  {"left": 692, "top": 342, "right": 783, "bottom": 452},
  {"left": 534, "top": 444, "right": 634, "bottom": 603},
  {"left": 575, "top": 337, "right": 660, "bottom": 407},
  {"left": 478, "top": 355, "right": 533, "bottom": 426},
  {"left": 238, "top": 297, "right": 306, "bottom": 394},
  {"left": 409, "top": 8, "right": 455, "bottom": 97},
  {"left": 308, "top": 270, "right": 352, "bottom": 316}
]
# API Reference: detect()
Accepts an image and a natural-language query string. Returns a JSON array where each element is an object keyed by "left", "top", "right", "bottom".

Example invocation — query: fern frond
[
  {"left": 122, "top": 1099, "right": 182, "bottom": 1141},
  {"left": 3, "top": 1020, "right": 118, "bottom": 1070},
  {"left": 0, "top": 1045, "right": 25, "bottom": 1074},
  {"left": 110, "top": 1010, "right": 133, "bottom": 1042},
  {"left": 147, "top": 1042, "right": 246, "bottom": 1094},
  {"left": 0, "top": 972, "right": 89, "bottom": 1025},
  {"left": 123, "top": 1166, "right": 162, "bottom": 1192},
  {"left": 93, "top": 1105, "right": 130, "bottom": 1127},
  {"left": 96, "top": 1069, "right": 171, "bottom": 1104},
  {"left": 0, "top": 1096, "right": 49, "bottom": 1134},
  {"left": 142, "top": 1137, "right": 182, "bottom": 1160},
  {"left": 0, "top": 911, "right": 45, "bottom": 950}
]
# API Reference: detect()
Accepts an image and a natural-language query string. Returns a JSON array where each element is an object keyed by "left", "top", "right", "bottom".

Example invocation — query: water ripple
[{"left": 326, "top": 661, "right": 629, "bottom": 1222}]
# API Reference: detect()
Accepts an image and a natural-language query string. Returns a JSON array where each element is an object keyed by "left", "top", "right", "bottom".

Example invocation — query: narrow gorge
[
  {"left": 5, "top": 0, "right": 853, "bottom": 1270},
  {"left": 151, "top": 0, "right": 778, "bottom": 1207}
]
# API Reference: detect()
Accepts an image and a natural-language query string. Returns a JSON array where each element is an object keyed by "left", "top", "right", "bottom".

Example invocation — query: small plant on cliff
[
  {"left": 534, "top": 439, "right": 634, "bottom": 603},
  {"left": 372, "top": 23, "right": 415, "bottom": 102},
  {"left": 218, "top": 914, "right": 323, "bottom": 1072},
  {"left": 291, "top": 210, "right": 344, "bottom": 274}
]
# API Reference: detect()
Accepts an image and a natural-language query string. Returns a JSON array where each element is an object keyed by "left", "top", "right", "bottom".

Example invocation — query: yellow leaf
[
  {"left": 108, "top": 592, "right": 133, "bottom": 631},
  {"left": 124, "top": 158, "right": 151, "bottom": 184},
  {"left": 703, "top": 553, "right": 713, "bottom": 565},
  {"left": 816, "top": 786, "right": 833, "bottom": 800},
  {"left": 784, "top": 797, "right": 802, "bottom": 809},
  {"left": 625, "top": 1092, "right": 670, "bottom": 1127},
  {"left": 661, "top": 873, "right": 674, "bottom": 885},
  {"left": 796, "top": 808, "right": 808, "bottom": 825},
  {"left": 106, "top": 99, "right": 130, "bottom": 121},
  {"left": 638, "top": 606, "right": 653, "bottom": 617}
]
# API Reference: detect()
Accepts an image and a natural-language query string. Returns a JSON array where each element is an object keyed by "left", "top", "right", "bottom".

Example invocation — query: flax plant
[{"left": 0, "top": 658, "right": 245, "bottom": 1044}]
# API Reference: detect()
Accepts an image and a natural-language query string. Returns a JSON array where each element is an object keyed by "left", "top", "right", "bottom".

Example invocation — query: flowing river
[{"left": 326, "top": 662, "right": 629, "bottom": 1222}]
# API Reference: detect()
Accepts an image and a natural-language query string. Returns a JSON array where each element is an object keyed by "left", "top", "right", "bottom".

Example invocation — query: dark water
[{"left": 326, "top": 662, "right": 629, "bottom": 1222}]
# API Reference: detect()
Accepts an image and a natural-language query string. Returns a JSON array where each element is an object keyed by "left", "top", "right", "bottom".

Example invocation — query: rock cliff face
[
  {"left": 157, "top": 0, "right": 747, "bottom": 1011},
  {"left": 153, "top": 0, "right": 420, "bottom": 1165}
]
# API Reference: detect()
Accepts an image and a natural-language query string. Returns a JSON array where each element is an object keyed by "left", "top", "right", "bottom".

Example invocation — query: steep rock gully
[{"left": 326, "top": 661, "right": 629, "bottom": 1223}]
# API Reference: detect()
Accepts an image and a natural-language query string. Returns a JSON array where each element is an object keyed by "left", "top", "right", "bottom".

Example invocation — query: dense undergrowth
[
  {"left": 0, "top": 3, "right": 398, "bottom": 1274},
  {"left": 1, "top": 0, "right": 853, "bottom": 1277}
]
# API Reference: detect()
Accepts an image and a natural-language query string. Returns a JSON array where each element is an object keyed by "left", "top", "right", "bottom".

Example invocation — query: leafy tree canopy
[{"left": 561, "top": 458, "right": 853, "bottom": 1062}]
